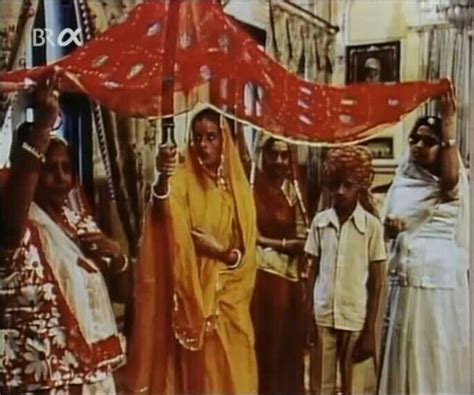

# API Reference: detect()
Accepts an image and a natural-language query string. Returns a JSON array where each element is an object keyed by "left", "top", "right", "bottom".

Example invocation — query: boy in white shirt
[{"left": 304, "top": 146, "right": 386, "bottom": 395}]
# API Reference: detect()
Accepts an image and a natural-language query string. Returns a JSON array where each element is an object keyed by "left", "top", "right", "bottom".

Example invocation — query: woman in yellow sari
[{"left": 123, "top": 107, "right": 258, "bottom": 394}]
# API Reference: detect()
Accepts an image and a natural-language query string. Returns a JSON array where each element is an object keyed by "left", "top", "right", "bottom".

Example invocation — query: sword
[
  {"left": 160, "top": 0, "right": 181, "bottom": 150},
  {"left": 160, "top": 116, "right": 177, "bottom": 149}
]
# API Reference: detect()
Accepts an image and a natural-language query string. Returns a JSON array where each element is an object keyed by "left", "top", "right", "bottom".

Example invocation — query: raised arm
[
  {"left": 353, "top": 260, "right": 384, "bottom": 363},
  {"left": 439, "top": 90, "right": 459, "bottom": 192},
  {"left": 0, "top": 80, "right": 36, "bottom": 93},
  {"left": 0, "top": 76, "right": 59, "bottom": 249}
]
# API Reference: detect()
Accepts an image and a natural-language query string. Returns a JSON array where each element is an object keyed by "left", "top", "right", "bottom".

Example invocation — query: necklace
[
  {"left": 197, "top": 153, "right": 229, "bottom": 191},
  {"left": 47, "top": 203, "right": 100, "bottom": 242}
]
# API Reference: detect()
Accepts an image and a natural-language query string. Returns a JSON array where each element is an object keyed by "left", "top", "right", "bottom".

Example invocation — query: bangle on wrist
[
  {"left": 151, "top": 172, "right": 171, "bottom": 200},
  {"left": 22, "top": 142, "right": 46, "bottom": 163},
  {"left": 115, "top": 255, "right": 129, "bottom": 273},
  {"left": 281, "top": 238, "right": 287, "bottom": 248},
  {"left": 227, "top": 249, "right": 242, "bottom": 270},
  {"left": 152, "top": 185, "right": 170, "bottom": 200},
  {"left": 441, "top": 138, "right": 456, "bottom": 148}
]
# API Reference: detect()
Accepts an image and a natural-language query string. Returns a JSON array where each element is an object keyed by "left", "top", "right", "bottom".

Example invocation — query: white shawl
[
  {"left": 384, "top": 150, "right": 469, "bottom": 275},
  {"left": 29, "top": 203, "right": 118, "bottom": 344}
]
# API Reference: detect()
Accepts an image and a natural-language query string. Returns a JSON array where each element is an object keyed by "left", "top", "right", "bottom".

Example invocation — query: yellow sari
[{"left": 123, "top": 114, "right": 258, "bottom": 394}]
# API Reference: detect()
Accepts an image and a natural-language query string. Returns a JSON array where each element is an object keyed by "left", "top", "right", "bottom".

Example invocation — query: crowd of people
[{"left": 0, "top": 75, "right": 469, "bottom": 395}]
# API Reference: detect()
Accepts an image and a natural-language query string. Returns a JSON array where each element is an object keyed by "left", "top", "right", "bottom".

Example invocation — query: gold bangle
[
  {"left": 152, "top": 185, "right": 170, "bottom": 200},
  {"left": 22, "top": 142, "right": 45, "bottom": 163},
  {"left": 227, "top": 249, "right": 242, "bottom": 270},
  {"left": 116, "top": 255, "right": 129, "bottom": 273}
]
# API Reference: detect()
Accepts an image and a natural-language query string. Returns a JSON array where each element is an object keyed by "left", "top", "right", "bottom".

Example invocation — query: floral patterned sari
[{"left": 0, "top": 202, "right": 124, "bottom": 394}]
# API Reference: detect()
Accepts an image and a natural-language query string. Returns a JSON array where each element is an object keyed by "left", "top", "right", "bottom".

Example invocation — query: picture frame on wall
[
  {"left": 361, "top": 137, "right": 394, "bottom": 160},
  {"left": 346, "top": 41, "right": 401, "bottom": 166},
  {"left": 346, "top": 41, "right": 401, "bottom": 84}
]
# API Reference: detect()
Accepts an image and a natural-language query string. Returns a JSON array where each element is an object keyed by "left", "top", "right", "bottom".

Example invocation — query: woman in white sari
[{"left": 378, "top": 92, "right": 470, "bottom": 394}]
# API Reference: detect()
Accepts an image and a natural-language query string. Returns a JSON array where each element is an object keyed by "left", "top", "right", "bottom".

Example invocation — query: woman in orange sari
[{"left": 124, "top": 107, "right": 258, "bottom": 394}]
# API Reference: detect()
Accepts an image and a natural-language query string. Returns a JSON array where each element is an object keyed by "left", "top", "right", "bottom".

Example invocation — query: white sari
[{"left": 378, "top": 153, "right": 470, "bottom": 394}]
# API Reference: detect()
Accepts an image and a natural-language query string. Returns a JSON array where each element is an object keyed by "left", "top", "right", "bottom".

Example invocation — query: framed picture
[
  {"left": 361, "top": 137, "right": 394, "bottom": 160},
  {"left": 346, "top": 41, "right": 400, "bottom": 84}
]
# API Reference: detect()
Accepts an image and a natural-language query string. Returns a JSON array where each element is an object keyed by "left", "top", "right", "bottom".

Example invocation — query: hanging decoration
[{"left": 0, "top": 0, "right": 451, "bottom": 145}]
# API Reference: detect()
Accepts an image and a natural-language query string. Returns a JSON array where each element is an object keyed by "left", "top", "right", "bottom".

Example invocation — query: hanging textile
[
  {"left": 1, "top": 0, "right": 450, "bottom": 145},
  {"left": 0, "top": 0, "right": 40, "bottom": 155},
  {"left": 0, "top": 0, "right": 39, "bottom": 95},
  {"left": 267, "top": 1, "right": 337, "bottom": 82},
  {"left": 266, "top": 0, "right": 337, "bottom": 216}
]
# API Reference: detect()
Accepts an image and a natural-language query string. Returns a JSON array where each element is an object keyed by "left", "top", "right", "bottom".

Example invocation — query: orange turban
[{"left": 324, "top": 146, "right": 374, "bottom": 191}]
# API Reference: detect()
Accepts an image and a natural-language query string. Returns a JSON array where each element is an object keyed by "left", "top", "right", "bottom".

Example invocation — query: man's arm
[
  {"left": 365, "top": 260, "right": 384, "bottom": 333},
  {"left": 302, "top": 217, "right": 320, "bottom": 310},
  {"left": 353, "top": 260, "right": 385, "bottom": 362},
  {"left": 305, "top": 255, "right": 319, "bottom": 305}
]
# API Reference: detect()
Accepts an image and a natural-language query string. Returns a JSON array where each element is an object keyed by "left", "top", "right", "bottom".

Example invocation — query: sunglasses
[{"left": 409, "top": 134, "right": 440, "bottom": 148}]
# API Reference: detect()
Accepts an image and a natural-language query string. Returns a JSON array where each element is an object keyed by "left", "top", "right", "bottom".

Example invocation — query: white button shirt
[{"left": 304, "top": 203, "right": 386, "bottom": 331}]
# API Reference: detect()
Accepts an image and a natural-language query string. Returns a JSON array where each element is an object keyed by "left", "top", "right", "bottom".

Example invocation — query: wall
[
  {"left": 225, "top": 0, "right": 430, "bottom": 187},
  {"left": 224, "top": 0, "right": 269, "bottom": 30},
  {"left": 330, "top": 0, "right": 428, "bottom": 187}
]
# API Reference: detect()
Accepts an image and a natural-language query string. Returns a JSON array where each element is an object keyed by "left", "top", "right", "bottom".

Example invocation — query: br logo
[{"left": 32, "top": 28, "right": 82, "bottom": 47}]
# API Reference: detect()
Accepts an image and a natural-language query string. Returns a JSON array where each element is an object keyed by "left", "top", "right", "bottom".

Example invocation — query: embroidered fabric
[{"left": 0, "top": 204, "right": 124, "bottom": 391}]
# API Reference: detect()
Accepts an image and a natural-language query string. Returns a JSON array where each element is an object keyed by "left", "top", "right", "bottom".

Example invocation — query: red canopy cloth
[{"left": 0, "top": 0, "right": 450, "bottom": 144}]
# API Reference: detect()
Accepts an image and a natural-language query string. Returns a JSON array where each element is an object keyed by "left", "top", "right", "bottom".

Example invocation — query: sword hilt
[{"left": 160, "top": 117, "right": 177, "bottom": 148}]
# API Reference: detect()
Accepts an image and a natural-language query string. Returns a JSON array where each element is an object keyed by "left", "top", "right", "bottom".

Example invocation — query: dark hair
[
  {"left": 262, "top": 137, "right": 291, "bottom": 161},
  {"left": 191, "top": 108, "right": 221, "bottom": 131},
  {"left": 262, "top": 137, "right": 277, "bottom": 151},
  {"left": 9, "top": 122, "right": 35, "bottom": 164},
  {"left": 262, "top": 137, "right": 289, "bottom": 150},
  {"left": 16, "top": 121, "right": 35, "bottom": 142},
  {"left": 409, "top": 116, "right": 442, "bottom": 139}
]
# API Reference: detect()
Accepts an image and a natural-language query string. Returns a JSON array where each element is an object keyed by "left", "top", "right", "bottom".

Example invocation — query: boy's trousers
[{"left": 311, "top": 325, "right": 361, "bottom": 395}]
